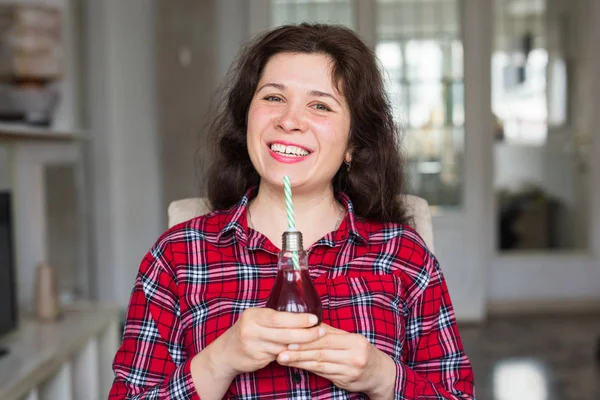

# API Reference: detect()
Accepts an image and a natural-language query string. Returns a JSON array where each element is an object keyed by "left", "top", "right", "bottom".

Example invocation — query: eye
[
  {"left": 264, "top": 95, "right": 283, "bottom": 102},
  {"left": 312, "top": 103, "right": 332, "bottom": 112}
]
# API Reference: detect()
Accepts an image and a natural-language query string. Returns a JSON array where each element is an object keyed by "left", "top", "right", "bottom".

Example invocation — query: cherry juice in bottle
[{"left": 265, "top": 230, "right": 322, "bottom": 323}]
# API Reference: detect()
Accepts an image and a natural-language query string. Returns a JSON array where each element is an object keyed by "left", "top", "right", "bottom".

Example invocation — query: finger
[
  {"left": 258, "top": 309, "right": 319, "bottom": 329},
  {"left": 259, "top": 325, "right": 325, "bottom": 345},
  {"left": 277, "top": 349, "right": 349, "bottom": 365},
  {"left": 260, "top": 341, "right": 289, "bottom": 356},
  {"left": 288, "top": 332, "right": 351, "bottom": 351},
  {"left": 283, "top": 360, "right": 350, "bottom": 376},
  {"left": 318, "top": 323, "right": 344, "bottom": 334}
]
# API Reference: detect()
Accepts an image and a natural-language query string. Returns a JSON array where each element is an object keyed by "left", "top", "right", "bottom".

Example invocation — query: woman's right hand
[{"left": 207, "top": 307, "right": 323, "bottom": 377}]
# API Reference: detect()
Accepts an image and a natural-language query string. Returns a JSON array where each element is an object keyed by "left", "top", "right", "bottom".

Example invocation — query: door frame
[{"left": 487, "top": 0, "right": 600, "bottom": 309}]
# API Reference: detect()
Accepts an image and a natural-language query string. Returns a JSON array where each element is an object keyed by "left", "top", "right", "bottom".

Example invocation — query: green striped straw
[{"left": 283, "top": 176, "right": 301, "bottom": 271}]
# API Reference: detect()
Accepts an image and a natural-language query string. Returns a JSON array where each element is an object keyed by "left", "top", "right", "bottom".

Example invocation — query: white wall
[
  {"left": 0, "top": 0, "right": 63, "bottom": 5},
  {"left": 216, "top": 0, "right": 250, "bottom": 79},
  {"left": 84, "top": 0, "right": 162, "bottom": 308},
  {"left": 156, "top": 0, "right": 219, "bottom": 216},
  {"left": 157, "top": 0, "right": 252, "bottom": 213},
  {"left": 53, "top": 0, "right": 83, "bottom": 131},
  {"left": 87, "top": 0, "right": 252, "bottom": 309},
  {"left": 0, "top": 145, "right": 10, "bottom": 191}
]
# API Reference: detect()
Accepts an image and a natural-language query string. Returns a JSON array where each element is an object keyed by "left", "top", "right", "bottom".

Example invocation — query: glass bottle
[{"left": 266, "top": 230, "right": 322, "bottom": 323}]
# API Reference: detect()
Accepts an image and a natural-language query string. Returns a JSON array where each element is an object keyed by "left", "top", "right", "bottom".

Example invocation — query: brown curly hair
[{"left": 203, "top": 23, "right": 409, "bottom": 224}]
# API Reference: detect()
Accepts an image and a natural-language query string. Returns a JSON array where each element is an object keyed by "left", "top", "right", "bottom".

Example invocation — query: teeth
[{"left": 270, "top": 143, "right": 310, "bottom": 157}]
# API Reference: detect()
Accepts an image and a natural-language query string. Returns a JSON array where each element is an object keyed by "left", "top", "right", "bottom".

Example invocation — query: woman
[{"left": 110, "top": 24, "right": 475, "bottom": 399}]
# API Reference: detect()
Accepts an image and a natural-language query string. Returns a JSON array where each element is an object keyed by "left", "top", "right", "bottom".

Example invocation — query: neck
[{"left": 249, "top": 182, "right": 342, "bottom": 248}]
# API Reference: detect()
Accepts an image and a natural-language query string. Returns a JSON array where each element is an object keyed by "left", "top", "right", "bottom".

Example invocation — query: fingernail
[
  {"left": 319, "top": 327, "right": 326, "bottom": 337},
  {"left": 279, "top": 353, "right": 289, "bottom": 362},
  {"left": 308, "top": 315, "right": 318, "bottom": 325},
  {"left": 288, "top": 343, "right": 299, "bottom": 350}
]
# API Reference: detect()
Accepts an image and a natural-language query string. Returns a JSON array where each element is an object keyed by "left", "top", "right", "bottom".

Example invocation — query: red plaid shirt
[{"left": 110, "top": 189, "right": 475, "bottom": 399}]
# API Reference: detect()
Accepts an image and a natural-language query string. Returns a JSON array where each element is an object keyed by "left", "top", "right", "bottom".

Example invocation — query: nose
[{"left": 277, "top": 104, "right": 307, "bottom": 133}]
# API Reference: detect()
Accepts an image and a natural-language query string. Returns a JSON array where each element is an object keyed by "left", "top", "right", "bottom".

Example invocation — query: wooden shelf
[{"left": 0, "top": 122, "right": 87, "bottom": 142}]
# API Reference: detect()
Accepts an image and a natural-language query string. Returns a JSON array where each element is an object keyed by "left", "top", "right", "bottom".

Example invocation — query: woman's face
[{"left": 247, "top": 52, "right": 351, "bottom": 194}]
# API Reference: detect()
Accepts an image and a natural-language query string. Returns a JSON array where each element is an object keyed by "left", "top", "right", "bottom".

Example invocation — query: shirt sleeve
[
  {"left": 394, "top": 254, "right": 476, "bottom": 399},
  {"left": 109, "top": 242, "right": 201, "bottom": 400}
]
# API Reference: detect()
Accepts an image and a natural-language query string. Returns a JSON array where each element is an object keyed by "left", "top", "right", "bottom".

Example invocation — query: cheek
[
  {"left": 246, "top": 106, "right": 258, "bottom": 134},
  {"left": 248, "top": 104, "right": 274, "bottom": 127},
  {"left": 247, "top": 107, "right": 269, "bottom": 145},
  {"left": 314, "top": 118, "right": 350, "bottom": 150}
]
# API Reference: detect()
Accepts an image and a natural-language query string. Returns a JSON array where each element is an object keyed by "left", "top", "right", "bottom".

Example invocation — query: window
[
  {"left": 270, "top": 0, "right": 354, "bottom": 28},
  {"left": 492, "top": 0, "right": 551, "bottom": 146},
  {"left": 376, "top": 0, "right": 464, "bottom": 207}
]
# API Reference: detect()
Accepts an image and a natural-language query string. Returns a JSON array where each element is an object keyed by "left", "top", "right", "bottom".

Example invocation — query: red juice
[{"left": 266, "top": 267, "right": 322, "bottom": 324}]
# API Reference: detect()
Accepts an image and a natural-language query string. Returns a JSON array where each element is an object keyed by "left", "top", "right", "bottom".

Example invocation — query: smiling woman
[
  {"left": 206, "top": 25, "right": 409, "bottom": 230},
  {"left": 109, "top": 23, "right": 475, "bottom": 400},
  {"left": 246, "top": 52, "right": 352, "bottom": 227}
]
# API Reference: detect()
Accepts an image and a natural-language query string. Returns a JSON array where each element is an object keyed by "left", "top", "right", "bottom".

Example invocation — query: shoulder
[
  {"left": 165, "top": 209, "right": 233, "bottom": 243},
  {"left": 142, "top": 209, "right": 235, "bottom": 274},
  {"left": 358, "top": 219, "right": 440, "bottom": 299},
  {"left": 360, "top": 219, "right": 432, "bottom": 259}
]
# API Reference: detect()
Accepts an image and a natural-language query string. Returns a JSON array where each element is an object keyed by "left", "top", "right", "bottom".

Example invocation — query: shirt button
[{"left": 292, "top": 371, "right": 302, "bottom": 384}]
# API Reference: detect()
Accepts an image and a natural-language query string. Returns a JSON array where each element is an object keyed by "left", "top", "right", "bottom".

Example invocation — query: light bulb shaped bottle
[{"left": 266, "top": 230, "right": 322, "bottom": 323}]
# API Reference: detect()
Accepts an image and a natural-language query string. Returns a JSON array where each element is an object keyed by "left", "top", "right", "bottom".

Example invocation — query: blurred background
[{"left": 0, "top": 0, "right": 598, "bottom": 399}]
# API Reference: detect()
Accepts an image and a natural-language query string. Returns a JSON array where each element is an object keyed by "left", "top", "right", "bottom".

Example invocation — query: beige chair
[{"left": 168, "top": 195, "right": 434, "bottom": 252}]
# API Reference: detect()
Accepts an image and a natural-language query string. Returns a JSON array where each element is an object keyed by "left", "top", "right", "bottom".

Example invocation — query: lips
[
  {"left": 267, "top": 141, "right": 313, "bottom": 163},
  {"left": 268, "top": 141, "right": 313, "bottom": 154}
]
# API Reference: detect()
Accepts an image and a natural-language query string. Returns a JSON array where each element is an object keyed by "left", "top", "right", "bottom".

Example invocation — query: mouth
[{"left": 268, "top": 141, "right": 313, "bottom": 158}]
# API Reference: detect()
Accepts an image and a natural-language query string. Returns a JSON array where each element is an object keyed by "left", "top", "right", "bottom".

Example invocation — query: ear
[{"left": 345, "top": 150, "right": 352, "bottom": 164}]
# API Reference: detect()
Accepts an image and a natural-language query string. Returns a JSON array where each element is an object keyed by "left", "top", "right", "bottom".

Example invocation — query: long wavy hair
[{"left": 204, "top": 23, "right": 409, "bottom": 224}]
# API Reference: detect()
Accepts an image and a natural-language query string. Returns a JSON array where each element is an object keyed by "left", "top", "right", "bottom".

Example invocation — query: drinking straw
[{"left": 283, "top": 176, "right": 300, "bottom": 271}]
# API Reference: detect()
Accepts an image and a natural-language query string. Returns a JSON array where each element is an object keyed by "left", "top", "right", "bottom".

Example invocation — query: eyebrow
[{"left": 256, "top": 83, "right": 342, "bottom": 107}]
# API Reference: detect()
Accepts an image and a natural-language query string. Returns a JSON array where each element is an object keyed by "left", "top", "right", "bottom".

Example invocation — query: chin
[
  {"left": 259, "top": 171, "right": 304, "bottom": 188},
  {"left": 258, "top": 161, "right": 333, "bottom": 190},
  {"left": 265, "top": 173, "right": 305, "bottom": 186}
]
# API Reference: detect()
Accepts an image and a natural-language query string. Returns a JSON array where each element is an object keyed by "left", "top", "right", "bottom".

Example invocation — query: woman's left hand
[{"left": 277, "top": 324, "right": 396, "bottom": 399}]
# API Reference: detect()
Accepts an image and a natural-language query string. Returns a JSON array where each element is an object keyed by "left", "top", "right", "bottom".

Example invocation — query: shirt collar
[
  {"left": 334, "top": 192, "right": 369, "bottom": 245},
  {"left": 215, "top": 187, "right": 255, "bottom": 243},
  {"left": 215, "top": 187, "right": 369, "bottom": 246}
]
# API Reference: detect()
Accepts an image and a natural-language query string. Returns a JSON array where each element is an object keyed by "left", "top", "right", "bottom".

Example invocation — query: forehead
[{"left": 260, "top": 52, "right": 342, "bottom": 94}]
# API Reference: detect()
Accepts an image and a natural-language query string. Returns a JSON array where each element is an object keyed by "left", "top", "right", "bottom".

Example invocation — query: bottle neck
[
  {"left": 281, "top": 230, "right": 304, "bottom": 252},
  {"left": 279, "top": 230, "right": 308, "bottom": 271}
]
